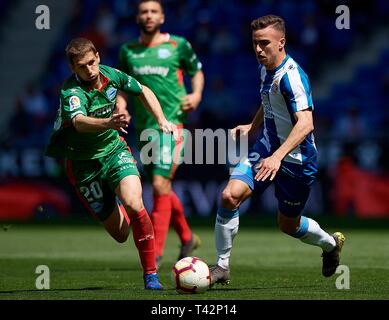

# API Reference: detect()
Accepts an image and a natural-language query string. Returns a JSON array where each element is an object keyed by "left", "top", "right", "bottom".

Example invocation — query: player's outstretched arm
[
  {"left": 115, "top": 91, "right": 131, "bottom": 126},
  {"left": 182, "top": 70, "right": 205, "bottom": 112},
  {"left": 254, "top": 109, "right": 314, "bottom": 182},
  {"left": 251, "top": 104, "right": 264, "bottom": 132},
  {"left": 116, "top": 92, "right": 130, "bottom": 114},
  {"left": 272, "top": 109, "right": 314, "bottom": 161},
  {"left": 72, "top": 113, "right": 129, "bottom": 133},
  {"left": 138, "top": 85, "right": 178, "bottom": 137}
]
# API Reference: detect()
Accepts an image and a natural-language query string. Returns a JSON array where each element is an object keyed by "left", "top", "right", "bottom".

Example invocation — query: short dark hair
[
  {"left": 65, "top": 38, "right": 97, "bottom": 65},
  {"left": 138, "top": 0, "right": 163, "bottom": 10},
  {"left": 251, "top": 15, "right": 285, "bottom": 35}
]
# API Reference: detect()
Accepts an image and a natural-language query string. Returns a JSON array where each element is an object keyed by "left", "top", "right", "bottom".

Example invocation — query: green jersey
[
  {"left": 118, "top": 33, "right": 202, "bottom": 132},
  {"left": 45, "top": 64, "right": 143, "bottom": 160}
]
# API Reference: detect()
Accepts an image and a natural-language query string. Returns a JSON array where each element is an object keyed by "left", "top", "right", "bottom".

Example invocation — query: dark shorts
[{"left": 230, "top": 141, "right": 317, "bottom": 217}]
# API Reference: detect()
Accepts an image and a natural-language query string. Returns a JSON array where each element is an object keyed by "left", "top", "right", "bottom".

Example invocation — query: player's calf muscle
[
  {"left": 277, "top": 214, "right": 300, "bottom": 235},
  {"left": 110, "top": 230, "right": 129, "bottom": 243},
  {"left": 102, "top": 209, "right": 130, "bottom": 243},
  {"left": 278, "top": 222, "right": 299, "bottom": 235}
]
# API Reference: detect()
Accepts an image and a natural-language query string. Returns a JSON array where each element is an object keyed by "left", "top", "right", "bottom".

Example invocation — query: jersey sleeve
[
  {"left": 280, "top": 68, "right": 313, "bottom": 113},
  {"left": 115, "top": 69, "right": 143, "bottom": 96},
  {"left": 61, "top": 91, "right": 87, "bottom": 121},
  {"left": 178, "top": 38, "right": 202, "bottom": 77}
]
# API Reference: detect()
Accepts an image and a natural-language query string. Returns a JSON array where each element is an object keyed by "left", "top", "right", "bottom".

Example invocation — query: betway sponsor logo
[
  {"left": 133, "top": 65, "right": 169, "bottom": 77},
  {"left": 90, "top": 104, "right": 115, "bottom": 117}
]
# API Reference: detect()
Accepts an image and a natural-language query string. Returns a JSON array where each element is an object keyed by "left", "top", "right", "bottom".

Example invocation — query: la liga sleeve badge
[{"left": 69, "top": 96, "right": 81, "bottom": 111}]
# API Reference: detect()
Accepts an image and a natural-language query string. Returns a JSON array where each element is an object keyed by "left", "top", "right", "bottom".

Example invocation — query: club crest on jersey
[
  {"left": 106, "top": 87, "right": 117, "bottom": 101},
  {"left": 158, "top": 48, "right": 171, "bottom": 59},
  {"left": 69, "top": 96, "right": 81, "bottom": 111}
]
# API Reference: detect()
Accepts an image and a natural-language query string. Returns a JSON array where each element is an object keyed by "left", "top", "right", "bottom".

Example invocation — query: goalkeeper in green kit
[
  {"left": 45, "top": 37, "right": 177, "bottom": 290},
  {"left": 117, "top": 0, "right": 205, "bottom": 269}
]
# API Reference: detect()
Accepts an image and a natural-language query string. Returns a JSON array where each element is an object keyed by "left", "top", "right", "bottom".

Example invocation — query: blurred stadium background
[{"left": 0, "top": 0, "right": 388, "bottom": 222}]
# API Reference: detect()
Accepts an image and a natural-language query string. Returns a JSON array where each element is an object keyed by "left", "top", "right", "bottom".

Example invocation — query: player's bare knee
[
  {"left": 152, "top": 178, "right": 171, "bottom": 195},
  {"left": 122, "top": 198, "right": 144, "bottom": 215},
  {"left": 221, "top": 189, "right": 240, "bottom": 209}
]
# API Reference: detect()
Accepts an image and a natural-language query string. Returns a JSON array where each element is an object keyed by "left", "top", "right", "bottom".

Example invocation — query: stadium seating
[{"left": 0, "top": 0, "right": 386, "bottom": 147}]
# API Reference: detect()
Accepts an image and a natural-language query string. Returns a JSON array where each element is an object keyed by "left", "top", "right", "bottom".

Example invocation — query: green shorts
[
  {"left": 65, "top": 141, "right": 139, "bottom": 221},
  {"left": 137, "top": 125, "right": 186, "bottom": 181}
]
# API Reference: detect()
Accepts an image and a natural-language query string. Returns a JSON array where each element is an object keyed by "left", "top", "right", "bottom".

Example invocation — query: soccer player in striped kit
[{"left": 210, "top": 15, "right": 345, "bottom": 285}]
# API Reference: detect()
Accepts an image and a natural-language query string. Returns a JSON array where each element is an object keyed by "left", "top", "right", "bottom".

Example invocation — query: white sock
[
  {"left": 297, "top": 217, "right": 336, "bottom": 252},
  {"left": 215, "top": 212, "right": 239, "bottom": 270}
]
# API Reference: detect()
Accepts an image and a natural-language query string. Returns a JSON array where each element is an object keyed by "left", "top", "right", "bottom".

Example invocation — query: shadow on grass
[
  {"left": 0, "top": 287, "right": 104, "bottom": 294},
  {"left": 210, "top": 284, "right": 320, "bottom": 291},
  {"left": 51, "top": 267, "right": 137, "bottom": 273},
  {"left": 0, "top": 284, "right": 322, "bottom": 296}
]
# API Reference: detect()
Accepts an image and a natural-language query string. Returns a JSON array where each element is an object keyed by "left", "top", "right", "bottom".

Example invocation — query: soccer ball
[{"left": 171, "top": 256, "right": 211, "bottom": 294}]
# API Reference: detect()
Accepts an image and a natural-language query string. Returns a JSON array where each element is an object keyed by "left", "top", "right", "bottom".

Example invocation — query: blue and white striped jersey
[{"left": 258, "top": 54, "right": 317, "bottom": 165}]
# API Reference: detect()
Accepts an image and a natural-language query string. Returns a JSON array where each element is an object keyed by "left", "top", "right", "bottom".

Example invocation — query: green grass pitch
[{"left": 1, "top": 222, "right": 388, "bottom": 300}]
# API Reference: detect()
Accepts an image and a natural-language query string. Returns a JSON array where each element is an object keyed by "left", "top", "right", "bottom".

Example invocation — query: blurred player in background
[
  {"left": 117, "top": 0, "right": 204, "bottom": 269},
  {"left": 45, "top": 37, "right": 178, "bottom": 290},
  {"left": 210, "top": 15, "right": 345, "bottom": 285}
]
